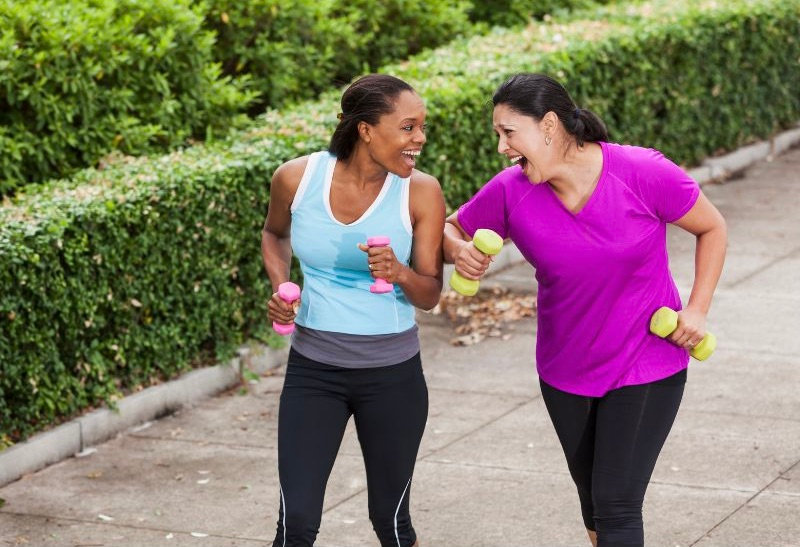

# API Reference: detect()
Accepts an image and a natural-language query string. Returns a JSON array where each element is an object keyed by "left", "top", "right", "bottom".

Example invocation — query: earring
[{"left": 545, "top": 135, "right": 552, "bottom": 146}]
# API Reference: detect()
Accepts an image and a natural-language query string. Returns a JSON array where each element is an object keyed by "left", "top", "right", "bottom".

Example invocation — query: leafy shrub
[
  {"left": 0, "top": 142, "right": 301, "bottom": 441},
  {"left": 0, "top": 0, "right": 255, "bottom": 195},
  {"left": 2, "top": 0, "right": 798, "bottom": 443},
  {"left": 203, "top": 0, "right": 474, "bottom": 114},
  {"left": 468, "top": 0, "right": 611, "bottom": 27}
]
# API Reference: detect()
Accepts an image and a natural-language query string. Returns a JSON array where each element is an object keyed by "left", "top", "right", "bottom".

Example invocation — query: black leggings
[
  {"left": 540, "top": 369, "right": 686, "bottom": 547},
  {"left": 273, "top": 348, "right": 428, "bottom": 547}
]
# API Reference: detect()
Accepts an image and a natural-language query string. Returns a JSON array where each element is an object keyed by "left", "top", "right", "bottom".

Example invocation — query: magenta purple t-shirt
[{"left": 457, "top": 142, "right": 700, "bottom": 396}]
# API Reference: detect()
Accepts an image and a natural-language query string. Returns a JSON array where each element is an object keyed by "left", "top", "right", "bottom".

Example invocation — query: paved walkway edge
[
  {"left": 2, "top": 123, "right": 799, "bottom": 487},
  {"left": 0, "top": 344, "right": 288, "bottom": 487}
]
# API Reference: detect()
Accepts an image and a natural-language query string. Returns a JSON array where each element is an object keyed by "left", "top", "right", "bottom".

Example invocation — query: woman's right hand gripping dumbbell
[
  {"left": 451, "top": 229, "right": 504, "bottom": 296},
  {"left": 268, "top": 281, "right": 301, "bottom": 335},
  {"left": 454, "top": 239, "right": 493, "bottom": 283}
]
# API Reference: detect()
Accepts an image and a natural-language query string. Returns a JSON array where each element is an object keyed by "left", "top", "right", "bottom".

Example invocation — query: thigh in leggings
[
  {"left": 273, "top": 350, "right": 427, "bottom": 547},
  {"left": 273, "top": 350, "right": 352, "bottom": 547},
  {"left": 352, "top": 353, "right": 428, "bottom": 547},
  {"left": 541, "top": 369, "right": 686, "bottom": 547}
]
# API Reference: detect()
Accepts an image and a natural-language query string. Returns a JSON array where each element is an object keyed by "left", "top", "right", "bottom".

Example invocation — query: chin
[{"left": 394, "top": 164, "right": 414, "bottom": 178}]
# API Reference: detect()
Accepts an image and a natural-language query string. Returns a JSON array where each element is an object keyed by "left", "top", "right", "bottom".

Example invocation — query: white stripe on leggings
[
  {"left": 279, "top": 485, "right": 287, "bottom": 547},
  {"left": 394, "top": 477, "right": 412, "bottom": 547}
]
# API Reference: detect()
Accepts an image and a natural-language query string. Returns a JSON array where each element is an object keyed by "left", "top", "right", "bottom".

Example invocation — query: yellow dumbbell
[
  {"left": 649, "top": 307, "right": 716, "bottom": 361},
  {"left": 449, "top": 229, "right": 504, "bottom": 296}
]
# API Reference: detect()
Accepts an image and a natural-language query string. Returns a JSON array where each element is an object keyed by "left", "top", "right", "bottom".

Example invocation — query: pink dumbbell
[
  {"left": 273, "top": 281, "right": 301, "bottom": 335},
  {"left": 366, "top": 236, "right": 394, "bottom": 294}
]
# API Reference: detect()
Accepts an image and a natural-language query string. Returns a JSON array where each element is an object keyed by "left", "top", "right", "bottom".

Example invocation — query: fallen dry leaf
[{"left": 438, "top": 287, "right": 537, "bottom": 346}]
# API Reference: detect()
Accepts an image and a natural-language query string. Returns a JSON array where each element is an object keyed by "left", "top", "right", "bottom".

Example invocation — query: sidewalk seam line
[{"left": 689, "top": 455, "right": 800, "bottom": 545}]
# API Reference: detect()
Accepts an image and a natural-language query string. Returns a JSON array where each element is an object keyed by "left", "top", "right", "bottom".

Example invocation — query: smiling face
[
  {"left": 493, "top": 103, "right": 551, "bottom": 184},
  {"left": 362, "top": 90, "right": 427, "bottom": 178}
]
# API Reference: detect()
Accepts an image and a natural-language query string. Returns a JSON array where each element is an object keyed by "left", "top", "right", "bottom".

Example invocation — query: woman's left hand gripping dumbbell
[
  {"left": 269, "top": 281, "right": 301, "bottom": 335},
  {"left": 358, "top": 237, "right": 405, "bottom": 292}
]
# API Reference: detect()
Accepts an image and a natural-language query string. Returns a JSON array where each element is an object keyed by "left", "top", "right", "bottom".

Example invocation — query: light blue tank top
[{"left": 290, "top": 151, "right": 415, "bottom": 335}]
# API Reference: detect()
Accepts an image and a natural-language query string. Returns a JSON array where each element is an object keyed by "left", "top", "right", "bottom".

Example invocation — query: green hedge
[
  {"left": 468, "top": 0, "right": 611, "bottom": 27},
  {"left": 0, "top": 0, "right": 610, "bottom": 194},
  {"left": 0, "top": 0, "right": 254, "bottom": 195},
  {"left": 204, "top": 0, "right": 619, "bottom": 115},
  {"left": 2, "top": 0, "right": 798, "bottom": 443},
  {"left": 205, "top": 0, "right": 475, "bottom": 114},
  {"left": 0, "top": 145, "right": 291, "bottom": 442}
]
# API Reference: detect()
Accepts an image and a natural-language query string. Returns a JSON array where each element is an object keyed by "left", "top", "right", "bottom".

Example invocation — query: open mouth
[
  {"left": 401, "top": 149, "right": 421, "bottom": 169},
  {"left": 509, "top": 155, "right": 527, "bottom": 170}
]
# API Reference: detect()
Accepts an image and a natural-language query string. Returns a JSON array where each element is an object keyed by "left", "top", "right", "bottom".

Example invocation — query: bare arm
[
  {"left": 261, "top": 157, "right": 306, "bottom": 324},
  {"left": 669, "top": 191, "right": 728, "bottom": 347},
  {"left": 362, "top": 172, "right": 445, "bottom": 311}
]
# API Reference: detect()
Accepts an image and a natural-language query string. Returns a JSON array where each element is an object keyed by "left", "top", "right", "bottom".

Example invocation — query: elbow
[
  {"left": 418, "top": 298, "right": 441, "bottom": 313},
  {"left": 425, "top": 293, "right": 442, "bottom": 311},
  {"left": 412, "top": 283, "right": 442, "bottom": 312},
  {"left": 421, "top": 282, "right": 444, "bottom": 311},
  {"left": 709, "top": 216, "right": 728, "bottom": 247}
]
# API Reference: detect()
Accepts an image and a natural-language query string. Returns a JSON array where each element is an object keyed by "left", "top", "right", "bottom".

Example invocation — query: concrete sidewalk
[{"left": 2, "top": 146, "right": 800, "bottom": 546}]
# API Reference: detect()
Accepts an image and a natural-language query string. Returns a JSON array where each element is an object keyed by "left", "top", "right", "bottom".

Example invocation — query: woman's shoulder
[
  {"left": 272, "top": 154, "right": 314, "bottom": 184},
  {"left": 269, "top": 154, "right": 322, "bottom": 206},
  {"left": 271, "top": 151, "right": 334, "bottom": 193},
  {"left": 408, "top": 168, "right": 440, "bottom": 189},
  {"left": 408, "top": 169, "right": 444, "bottom": 207},
  {"left": 602, "top": 141, "right": 674, "bottom": 170}
]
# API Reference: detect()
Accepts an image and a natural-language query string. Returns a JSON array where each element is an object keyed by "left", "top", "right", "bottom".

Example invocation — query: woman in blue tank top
[{"left": 261, "top": 74, "right": 445, "bottom": 547}]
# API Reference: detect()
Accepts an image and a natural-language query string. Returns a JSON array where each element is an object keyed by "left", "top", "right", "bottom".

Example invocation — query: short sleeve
[
  {"left": 456, "top": 169, "right": 513, "bottom": 239},
  {"left": 637, "top": 148, "right": 700, "bottom": 223}
]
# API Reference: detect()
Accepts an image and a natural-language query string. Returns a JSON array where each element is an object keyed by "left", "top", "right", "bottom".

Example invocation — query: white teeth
[
  {"left": 402, "top": 150, "right": 421, "bottom": 156},
  {"left": 509, "top": 155, "right": 522, "bottom": 164}
]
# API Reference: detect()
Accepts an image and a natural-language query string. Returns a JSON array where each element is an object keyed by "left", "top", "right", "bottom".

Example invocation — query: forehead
[
  {"left": 385, "top": 90, "right": 425, "bottom": 119},
  {"left": 492, "top": 103, "right": 528, "bottom": 126}
]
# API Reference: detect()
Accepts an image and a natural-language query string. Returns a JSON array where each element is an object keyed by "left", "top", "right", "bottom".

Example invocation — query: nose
[
  {"left": 497, "top": 135, "right": 508, "bottom": 155},
  {"left": 414, "top": 126, "right": 426, "bottom": 145}
]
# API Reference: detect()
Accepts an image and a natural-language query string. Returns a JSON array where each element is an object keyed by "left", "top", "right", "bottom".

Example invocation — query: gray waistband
[{"left": 290, "top": 325, "right": 420, "bottom": 368}]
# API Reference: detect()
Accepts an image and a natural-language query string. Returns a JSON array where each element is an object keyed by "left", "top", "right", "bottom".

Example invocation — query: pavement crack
[
  {"left": 727, "top": 246, "right": 800, "bottom": 289},
  {"left": 129, "top": 433, "right": 273, "bottom": 451},
  {"left": 689, "top": 454, "right": 800, "bottom": 545},
  {"left": 419, "top": 397, "right": 539, "bottom": 461},
  {"left": 322, "top": 487, "right": 368, "bottom": 514}
]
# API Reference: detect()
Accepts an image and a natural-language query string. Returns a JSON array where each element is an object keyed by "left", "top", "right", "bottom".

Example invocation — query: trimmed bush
[
  {"left": 0, "top": 0, "right": 255, "bottom": 195},
  {"left": 468, "top": 0, "right": 610, "bottom": 27},
  {"left": 204, "top": 0, "right": 619, "bottom": 114},
  {"left": 204, "top": 0, "right": 475, "bottom": 114},
  {"left": 0, "top": 0, "right": 611, "bottom": 194},
  {"left": 0, "top": 144, "right": 294, "bottom": 441},
  {"left": 2, "top": 0, "right": 798, "bottom": 443}
]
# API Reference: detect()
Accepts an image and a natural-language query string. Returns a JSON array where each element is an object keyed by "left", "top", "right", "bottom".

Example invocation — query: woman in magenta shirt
[{"left": 444, "top": 73, "right": 727, "bottom": 546}]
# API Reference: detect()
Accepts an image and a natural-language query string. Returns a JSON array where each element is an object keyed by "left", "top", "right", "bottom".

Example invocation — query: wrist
[
  {"left": 685, "top": 301, "right": 710, "bottom": 315},
  {"left": 396, "top": 264, "right": 412, "bottom": 285},
  {"left": 445, "top": 238, "right": 467, "bottom": 264}
]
